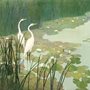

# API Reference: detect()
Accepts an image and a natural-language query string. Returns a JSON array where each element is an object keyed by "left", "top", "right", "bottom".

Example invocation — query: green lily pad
[
  {"left": 76, "top": 88, "right": 88, "bottom": 90},
  {"left": 69, "top": 65, "right": 78, "bottom": 72},
  {"left": 85, "top": 70, "right": 90, "bottom": 76},
  {"left": 70, "top": 55, "right": 81, "bottom": 64},
  {"left": 54, "top": 64, "right": 63, "bottom": 71},
  {"left": 73, "top": 79, "right": 88, "bottom": 89},
  {"left": 72, "top": 72, "right": 84, "bottom": 79},
  {"left": 77, "top": 66, "right": 87, "bottom": 73},
  {"left": 82, "top": 77, "right": 90, "bottom": 83}
]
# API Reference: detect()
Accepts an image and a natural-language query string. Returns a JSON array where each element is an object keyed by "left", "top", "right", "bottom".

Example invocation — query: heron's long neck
[
  {"left": 18, "top": 21, "right": 22, "bottom": 33},
  {"left": 28, "top": 29, "right": 34, "bottom": 38}
]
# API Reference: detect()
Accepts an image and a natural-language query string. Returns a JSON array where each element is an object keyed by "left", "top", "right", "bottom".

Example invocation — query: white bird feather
[
  {"left": 17, "top": 19, "right": 26, "bottom": 47},
  {"left": 24, "top": 23, "right": 36, "bottom": 55}
]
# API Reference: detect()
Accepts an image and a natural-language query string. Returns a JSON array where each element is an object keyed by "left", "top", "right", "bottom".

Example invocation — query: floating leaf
[
  {"left": 85, "top": 70, "right": 90, "bottom": 76},
  {"left": 72, "top": 72, "right": 84, "bottom": 79},
  {"left": 55, "top": 64, "right": 63, "bottom": 71},
  {"left": 70, "top": 55, "right": 81, "bottom": 64},
  {"left": 76, "top": 88, "right": 88, "bottom": 90},
  {"left": 73, "top": 79, "right": 80, "bottom": 87},
  {"left": 69, "top": 65, "right": 78, "bottom": 72},
  {"left": 82, "top": 77, "right": 90, "bottom": 83},
  {"left": 73, "top": 79, "right": 88, "bottom": 89},
  {"left": 77, "top": 66, "right": 87, "bottom": 73}
]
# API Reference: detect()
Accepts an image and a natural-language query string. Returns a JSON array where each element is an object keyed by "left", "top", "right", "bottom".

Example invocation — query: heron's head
[
  {"left": 20, "top": 18, "right": 27, "bottom": 22},
  {"left": 28, "top": 23, "right": 37, "bottom": 29}
]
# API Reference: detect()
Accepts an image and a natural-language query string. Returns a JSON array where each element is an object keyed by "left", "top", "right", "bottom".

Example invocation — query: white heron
[
  {"left": 24, "top": 23, "right": 36, "bottom": 56},
  {"left": 17, "top": 19, "right": 26, "bottom": 47}
]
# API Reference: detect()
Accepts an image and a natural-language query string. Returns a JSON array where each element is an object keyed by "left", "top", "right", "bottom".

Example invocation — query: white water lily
[
  {"left": 36, "top": 63, "right": 49, "bottom": 69},
  {"left": 82, "top": 18, "right": 85, "bottom": 21},
  {"left": 50, "top": 56, "right": 55, "bottom": 59},
  {"left": 47, "top": 56, "right": 57, "bottom": 64},
  {"left": 59, "top": 54, "right": 63, "bottom": 57},
  {"left": 5, "top": 37, "right": 9, "bottom": 40},
  {"left": 54, "top": 30, "right": 59, "bottom": 33},
  {"left": 59, "top": 45, "right": 63, "bottom": 48},
  {"left": 46, "top": 26, "right": 50, "bottom": 29},
  {"left": 68, "top": 50, "right": 71, "bottom": 54},
  {"left": 36, "top": 48, "right": 42, "bottom": 52},
  {"left": 57, "top": 50, "right": 60, "bottom": 53},
  {"left": 64, "top": 49, "right": 71, "bottom": 54},
  {"left": 0, "top": 62, "right": 3, "bottom": 64},
  {"left": 71, "top": 20, "right": 75, "bottom": 23}
]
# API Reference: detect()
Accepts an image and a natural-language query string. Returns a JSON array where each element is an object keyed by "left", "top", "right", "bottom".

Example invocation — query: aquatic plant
[{"left": 0, "top": 36, "right": 90, "bottom": 90}]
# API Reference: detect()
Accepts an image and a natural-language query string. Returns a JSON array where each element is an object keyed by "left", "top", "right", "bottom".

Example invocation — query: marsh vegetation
[
  {"left": 0, "top": 37, "right": 78, "bottom": 90},
  {"left": 0, "top": 0, "right": 90, "bottom": 90}
]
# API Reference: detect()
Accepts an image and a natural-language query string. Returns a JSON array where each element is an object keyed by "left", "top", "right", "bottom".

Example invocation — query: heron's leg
[
  {"left": 27, "top": 52, "right": 31, "bottom": 90},
  {"left": 28, "top": 52, "right": 31, "bottom": 61},
  {"left": 18, "top": 41, "right": 22, "bottom": 73},
  {"left": 26, "top": 53, "right": 28, "bottom": 70}
]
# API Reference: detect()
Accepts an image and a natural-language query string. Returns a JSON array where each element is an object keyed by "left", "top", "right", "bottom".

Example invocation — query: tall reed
[{"left": 0, "top": 36, "right": 74, "bottom": 90}]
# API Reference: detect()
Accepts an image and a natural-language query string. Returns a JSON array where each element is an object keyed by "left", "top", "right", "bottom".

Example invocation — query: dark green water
[{"left": 0, "top": 0, "right": 90, "bottom": 35}]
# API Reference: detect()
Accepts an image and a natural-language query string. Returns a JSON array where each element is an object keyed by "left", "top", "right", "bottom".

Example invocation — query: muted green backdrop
[{"left": 0, "top": 0, "right": 90, "bottom": 35}]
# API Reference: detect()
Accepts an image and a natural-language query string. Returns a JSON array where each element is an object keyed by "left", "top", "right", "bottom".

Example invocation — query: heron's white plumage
[
  {"left": 24, "top": 23, "right": 36, "bottom": 55},
  {"left": 17, "top": 19, "right": 26, "bottom": 47},
  {"left": 17, "top": 32, "right": 25, "bottom": 47},
  {"left": 24, "top": 36, "right": 34, "bottom": 55}
]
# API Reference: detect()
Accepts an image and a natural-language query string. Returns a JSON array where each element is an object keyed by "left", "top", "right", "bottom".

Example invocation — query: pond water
[
  {"left": 73, "top": 42, "right": 90, "bottom": 68},
  {"left": 43, "top": 20, "right": 90, "bottom": 68},
  {"left": 20, "top": 19, "right": 90, "bottom": 90},
  {"left": 43, "top": 20, "right": 90, "bottom": 43},
  {"left": 22, "top": 59, "right": 90, "bottom": 90},
  {"left": 43, "top": 20, "right": 90, "bottom": 90},
  {"left": 32, "top": 50, "right": 49, "bottom": 57}
]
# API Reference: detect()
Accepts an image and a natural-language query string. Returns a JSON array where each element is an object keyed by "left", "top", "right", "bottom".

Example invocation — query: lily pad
[
  {"left": 70, "top": 55, "right": 81, "bottom": 64},
  {"left": 69, "top": 65, "right": 78, "bottom": 72},
  {"left": 73, "top": 79, "right": 88, "bottom": 89}
]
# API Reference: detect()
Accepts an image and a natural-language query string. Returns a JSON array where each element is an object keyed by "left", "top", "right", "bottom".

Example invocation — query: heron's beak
[
  {"left": 33, "top": 23, "right": 37, "bottom": 25},
  {"left": 23, "top": 18, "right": 27, "bottom": 20}
]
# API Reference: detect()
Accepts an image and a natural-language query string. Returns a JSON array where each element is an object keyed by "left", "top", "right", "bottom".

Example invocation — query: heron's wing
[{"left": 24, "top": 38, "right": 34, "bottom": 55}]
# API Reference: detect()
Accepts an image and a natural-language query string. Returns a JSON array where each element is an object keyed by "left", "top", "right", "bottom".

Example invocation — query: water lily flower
[
  {"left": 64, "top": 49, "right": 71, "bottom": 54},
  {"left": 71, "top": 20, "right": 75, "bottom": 23},
  {"left": 57, "top": 50, "right": 60, "bottom": 53},
  {"left": 36, "top": 48, "right": 42, "bottom": 52},
  {"left": 38, "top": 63, "right": 49, "bottom": 69},
  {"left": 46, "top": 26, "right": 50, "bottom": 29},
  {"left": 5, "top": 37, "right": 9, "bottom": 40},
  {"left": 54, "top": 30, "right": 59, "bottom": 33},
  {"left": 47, "top": 56, "right": 57, "bottom": 64},
  {"left": 59, "top": 54, "right": 63, "bottom": 57},
  {"left": 59, "top": 45, "right": 63, "bottom": 48},
  {"left": 82, "top": 19, "right": 85, "bottom": 21}
]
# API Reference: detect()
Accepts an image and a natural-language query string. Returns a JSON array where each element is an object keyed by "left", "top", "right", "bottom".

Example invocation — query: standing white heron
[
  {"left": 24, "top": 23, "right": 36, "bottom": 56},
  {"left": 17, "top": 19, "right": 26, "bottom": 47}
]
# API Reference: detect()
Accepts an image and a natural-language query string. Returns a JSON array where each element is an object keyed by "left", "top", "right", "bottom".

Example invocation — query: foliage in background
[{"left": 0, "top": 0, "right": 90, "bottom": 35}]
